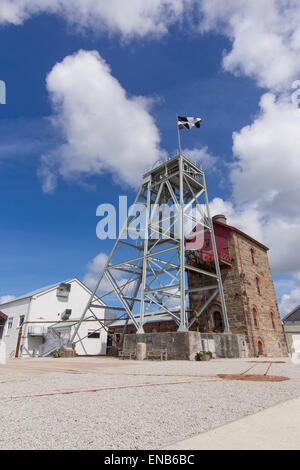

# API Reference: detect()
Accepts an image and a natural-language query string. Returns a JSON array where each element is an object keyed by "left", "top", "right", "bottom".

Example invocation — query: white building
[
  {"left": 283, "top": 305, "right": 300, "bottom": 355},
  {"left": 0, "top": 278, "right": 107, "bottom": 358}
]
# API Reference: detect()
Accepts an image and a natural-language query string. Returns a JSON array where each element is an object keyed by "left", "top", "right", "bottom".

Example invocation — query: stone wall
[
  {"left": 233, "top": 232, "right": 288, "bottom": 357},
  {"left": 188, "top": 232, "right": 247, "bottom": 335},
  {"left": 123, "top": 331, "right": 250, "bottom": 360},
  {"left": 188, "top": 229, "right": 288, "bottom": 358},
  {"left": 110, "top": 319, "right": 177, "bottom": 337}
]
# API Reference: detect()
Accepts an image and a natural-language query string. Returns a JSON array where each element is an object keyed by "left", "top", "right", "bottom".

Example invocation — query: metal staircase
[{"left": 39, "top": 326, "right": 70, "bottom": 357}]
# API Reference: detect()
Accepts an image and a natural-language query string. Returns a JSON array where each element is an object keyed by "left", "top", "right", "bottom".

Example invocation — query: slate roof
[{"left": 282, "top": 305, "right": 300, "bottom": 323}]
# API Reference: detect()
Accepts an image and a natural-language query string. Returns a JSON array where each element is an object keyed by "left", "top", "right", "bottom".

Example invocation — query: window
[
  {"left": 56, "top": 282, "right": 71, "bottom": 299},
  {"left": 270, "top": 311, "right": 276, "bottom": 330},
  {"left": 0, "top": 320, "right": 5, "bottom": 340},
  {"left": 61, "top": 309, "right": 72, "bottom": 321},
  {"left": 252, "top": 308, "right": 259, "bottom": 328},
  {"left": 8, "top": 317, "right": 13, "bottom": 329},
  {"left": 213, "top": 311, "right": 224, "bottom": 332},
  {"left": 87, "top": 330, "right": 100, "bottom": 339},
  {"left": 19, "top": 315, "right": 25, "bottom": 327},
  {"left": 255, "top": 277, "right": 261, "bottom": 295},
  {"left": 250, "top": 248, "right": 255, "bottom": 264}
]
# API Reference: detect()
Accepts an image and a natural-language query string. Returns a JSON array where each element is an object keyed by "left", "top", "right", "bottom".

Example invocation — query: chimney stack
[{"left": 213, "top": 214, "right": 227, "bottom": 225}]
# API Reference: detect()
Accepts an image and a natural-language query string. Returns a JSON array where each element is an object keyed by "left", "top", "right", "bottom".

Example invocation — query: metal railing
[
  {"left": 39, "top": 327, "right": 67, "bottom": 357},
  {"left": 27, "top": 326, "right": 48, "bottom": 337}
]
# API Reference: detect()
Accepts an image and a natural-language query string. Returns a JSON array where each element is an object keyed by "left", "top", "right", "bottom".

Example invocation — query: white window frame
[{"left": 6, "top": 317, "right": 13, "bottom": 336}]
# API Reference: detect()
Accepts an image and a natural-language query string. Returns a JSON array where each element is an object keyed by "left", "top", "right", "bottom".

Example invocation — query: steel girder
[{"left": 70, "top": 153, "right": 230, "bottom": 344}]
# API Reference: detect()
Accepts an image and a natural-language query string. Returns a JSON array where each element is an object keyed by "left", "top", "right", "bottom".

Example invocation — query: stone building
[
  {"left": 186, "top": 215, "right": 287, "bottom": 357},
  {"left": 109, "top": 215, "right": 287, "bottom": 358}
]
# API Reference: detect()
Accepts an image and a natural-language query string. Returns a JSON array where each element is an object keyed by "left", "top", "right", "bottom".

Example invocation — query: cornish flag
[{"left": 178, "top": 116, "right": 202, "bottom": 130}]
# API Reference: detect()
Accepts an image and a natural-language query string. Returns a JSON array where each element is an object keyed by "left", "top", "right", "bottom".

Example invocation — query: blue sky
[{"left": 0, "top": 1, "right": 300, "bottom": 315}]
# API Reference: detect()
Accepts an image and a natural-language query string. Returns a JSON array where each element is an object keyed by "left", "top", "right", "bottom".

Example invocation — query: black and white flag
[{"left": 177, "top": 116, "right": 202, "bottom": 130}]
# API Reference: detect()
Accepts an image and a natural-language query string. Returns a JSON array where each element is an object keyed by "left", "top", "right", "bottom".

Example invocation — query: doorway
[
  {"left": 257, "top": 339, "right": 264, "bottom": 356},
  {"left": 213, "top": 311, "right": 224, "bottom": 333}
]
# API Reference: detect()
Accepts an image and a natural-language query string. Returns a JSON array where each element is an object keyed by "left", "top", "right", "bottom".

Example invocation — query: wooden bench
[
  {"left": 147, "top": 349, "right": 168, "bottom": 361},
  {"left": 118, "top": 350, "right": 136, "bottom": 360}
]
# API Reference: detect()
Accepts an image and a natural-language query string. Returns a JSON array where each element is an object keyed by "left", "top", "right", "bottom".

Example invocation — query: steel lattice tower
[{"left": 70, "top": 153, "right": 230, "bottom": 346}]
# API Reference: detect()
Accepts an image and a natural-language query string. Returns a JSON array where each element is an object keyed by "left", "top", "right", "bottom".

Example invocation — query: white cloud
[
  {"left": 83, "top": 251, "right": 133, "bottom": 298},
  {"left": 196, "top": 2, "right": 300, "bottom": 283},
  {"left": 215, "top": 93, "right": 300, "bottom": 275},
  {"left": 231, "top": 93, "right": 300, "bottom": 208},
  {"left": 0, "top": 118, "right": 55, "bottom": 162},
  {"left": 274, "top": 273, "right": 300, "bottom": 316},
  {"left": 0, "top": 295, "right": 16, "bottom": 305},
  {"left": 0, "top": 0, "right": 189, "bottom": 38},
  {"left": 279, "top": 286, "right": 300, "bottom": 317},
  {"left": 83, "top": 252, "right": 109, "bottom": 291},
  {"left": 199, "top": 0, "right": 300, "bottom": 91},
  {"left": 2, "top": 1, "right": 300, "bottom": 91},
  {"left": 40, "top": 50, "right": 164, "bottom": 191},
  {"left": 208, "top": 198, "right": 300, "bottom": 277},
  {"left": 183, "top": 146, "right": 218, "bottom": 172},
  {"left": 37, "top": 161, "right": 57, "bottom": 194}
]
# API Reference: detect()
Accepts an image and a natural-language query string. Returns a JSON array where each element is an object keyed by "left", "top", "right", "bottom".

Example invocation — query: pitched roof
[
  {"left": 213, "top": 220, "right": 269, "bottom": 251},
  {"left": 282, "top": 305, "right": 300, "bottom": 323},
  {"left": 0, "top": 278, "right": 102, "bottom": 306}
]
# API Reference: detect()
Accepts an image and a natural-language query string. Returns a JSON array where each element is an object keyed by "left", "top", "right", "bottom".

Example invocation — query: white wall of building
[
  {"left": 291, "top": 333, "right": 300, "bottom": 354},
  {"left": 1, "top": 298, "right": 30, "bottom": 358},
  {"left": 0, "top": 279, "right": 107, "bottom": 357}
]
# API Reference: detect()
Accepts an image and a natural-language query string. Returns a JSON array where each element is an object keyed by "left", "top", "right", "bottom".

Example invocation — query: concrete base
[
  {"left": 136, "top": 342, "right": 147, "bottom": 361},
  {"left": 59, "top": 345, "right": 76, "bottom": 358},
  {"left": 123, "top": 331, "right": 249, "bottom": 361}
]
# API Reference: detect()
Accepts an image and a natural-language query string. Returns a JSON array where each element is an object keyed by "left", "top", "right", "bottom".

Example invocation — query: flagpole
[{"left": 177, "top": 115, "right": 182, "bottom": 155}]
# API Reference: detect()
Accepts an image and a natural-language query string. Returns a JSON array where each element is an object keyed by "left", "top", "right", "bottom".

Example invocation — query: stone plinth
[{"left": 123, "top": 331, "right": 249, "bottom": 361}]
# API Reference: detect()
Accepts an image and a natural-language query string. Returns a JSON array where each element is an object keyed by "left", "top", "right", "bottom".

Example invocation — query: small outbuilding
[{"left": 282, "top": 305, "right": 300, "bottom": 355}]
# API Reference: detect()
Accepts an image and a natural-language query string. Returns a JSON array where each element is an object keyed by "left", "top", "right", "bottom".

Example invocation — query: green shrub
[
  {"left": 50, "top": 350, "right": 61, "bottom": 358},
  {"left": 195, "top": 351, "right": 213, "bottom": 361}
]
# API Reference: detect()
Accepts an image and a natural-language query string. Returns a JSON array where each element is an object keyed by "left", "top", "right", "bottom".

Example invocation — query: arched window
[
  {"left": 213, "top": 311, "right": 224, "bottom": 332},
  {"left": 252, "top": 307, "right": 259, "bottom": 328},
  {"left": 270, "top": 311, "right": 276, "bottom": 330},
  {"left": 255, "top": 277, "right": 261, "bottom": 295},
  {"left": 250, "top": 248, "right": 255, "bottom": 264}
]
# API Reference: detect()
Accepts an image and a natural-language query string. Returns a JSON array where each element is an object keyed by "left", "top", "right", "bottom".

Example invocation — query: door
[
  {"left": 257, "top": 339, "right": 264, "bottom": 356},
  {"left": 0, "top": 319, "right": 4, "bottom": 340},
  {"left": 213, "top": 311, "right": 224, "bottom": 332}
]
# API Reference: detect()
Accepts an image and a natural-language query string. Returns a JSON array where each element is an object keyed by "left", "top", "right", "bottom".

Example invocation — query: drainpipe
[{"left": 15, "top": 326, "right": 23, "bottom": 358}]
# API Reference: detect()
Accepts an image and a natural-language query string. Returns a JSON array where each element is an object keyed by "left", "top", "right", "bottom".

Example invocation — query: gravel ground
[{"left": 0, "top": 357, "right": 300, "bottom": 450}]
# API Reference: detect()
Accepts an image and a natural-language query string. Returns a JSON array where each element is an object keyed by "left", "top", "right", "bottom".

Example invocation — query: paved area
[
  {"left": 0, "top": 357, "right": 299, "bottom": 449},
  {"left": 165, "top": 395, "right": 300, "bottom": 450}
]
